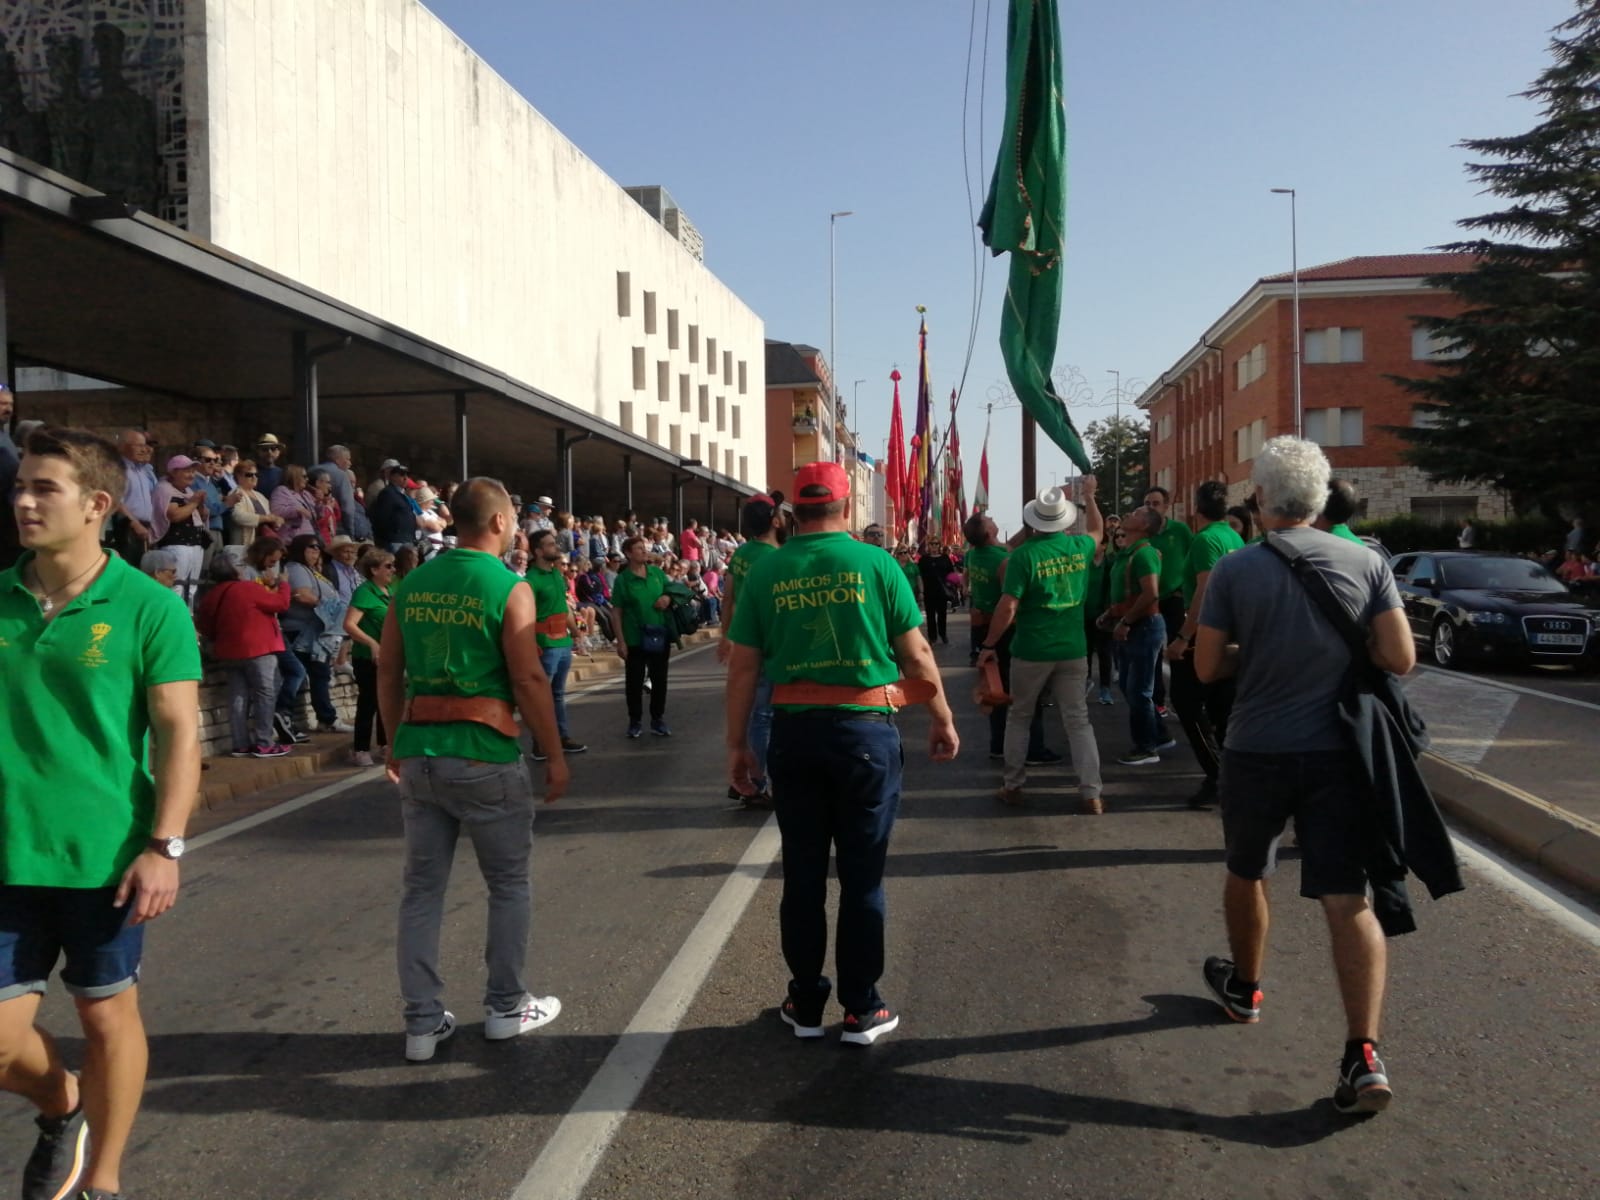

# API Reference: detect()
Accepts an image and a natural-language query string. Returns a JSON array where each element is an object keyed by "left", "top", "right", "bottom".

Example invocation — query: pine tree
[{"left": 1394, "top": 2, "right": 1600, "bottom": 515}]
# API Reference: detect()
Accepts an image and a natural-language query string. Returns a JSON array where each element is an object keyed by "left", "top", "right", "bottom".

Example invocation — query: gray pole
[
  {"left": 1108, "top": 368, "right": 1121, "bottom": 513},
  {"left": 1272, "top": 188, "right": 1303, "bottom": 437},
  {"left": 829, "top": 210, "right": 853, "bottom": 464}
]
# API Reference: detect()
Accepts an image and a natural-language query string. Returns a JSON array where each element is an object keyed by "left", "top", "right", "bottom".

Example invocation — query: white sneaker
[
  {"left": 404, "top": 1012, "right": 456, "bottom": 1062},
  {"left": 351, "top": 750, "right": 374, "bottom": 768},
  {"left": 484, "top": 994, "right": 561, "bottom": 1040},
  {"left": 319, "top": 720, "right": 356, "bottom": 734}
]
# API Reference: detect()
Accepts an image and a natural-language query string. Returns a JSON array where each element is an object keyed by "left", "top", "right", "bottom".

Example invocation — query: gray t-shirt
[{"left": 1198, "top": 525, "right": 1402, "bottom": 753}]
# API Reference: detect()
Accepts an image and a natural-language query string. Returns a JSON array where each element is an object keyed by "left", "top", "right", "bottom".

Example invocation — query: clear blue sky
[{"left": 425, "top": 0, "right": 1573, "bottom": 532}]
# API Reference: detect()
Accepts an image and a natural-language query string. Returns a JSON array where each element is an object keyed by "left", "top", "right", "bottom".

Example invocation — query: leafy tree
[
  {"left": 1392, "top": 3, "right": 1600, "bottom": 516},
  {"left": 1084, "top": 414, "right": 1149, "bottom": 515}
]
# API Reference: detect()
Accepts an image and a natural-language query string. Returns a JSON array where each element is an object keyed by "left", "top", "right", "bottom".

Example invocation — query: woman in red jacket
[{"left": 198, "top": 555, "right": 293, "bottom": 758}]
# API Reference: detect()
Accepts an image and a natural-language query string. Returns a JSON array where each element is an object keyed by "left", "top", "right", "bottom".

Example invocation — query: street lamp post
[
  {"left": 1108, "top": 368, "right": 1121, "bottom": 513},
  {"left": 829, "top": 210, "right": 854, "bottom": 464},
  {"left": 1270, "top": 187, "right": 1302, "bottom": 438}
]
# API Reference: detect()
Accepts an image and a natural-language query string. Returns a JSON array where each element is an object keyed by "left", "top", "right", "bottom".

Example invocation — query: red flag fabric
[
  {"left": 975, "top": 416, "right": 991, "bottom": 511},
  {"left": 913, "top": 313, "right": 933, "bottom": 539},
  {"left": 885, "top": 370, "right": 906, "bottom": 542}
]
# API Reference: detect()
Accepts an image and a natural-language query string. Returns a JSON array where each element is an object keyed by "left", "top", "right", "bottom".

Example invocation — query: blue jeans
[
  {"left": 275, "top": 648, "right": 307, "bottom": 717},
  {"left": 747, "top": 673, "right": 774, "bottom": 790},
  {"left": 1120, "top": 615, "right": 1169, "bottom": 751},
  {"left": 767, "top": 712, "right": 902, "bottom": 1016},
  {"left": 0, "top": 886, "right": 144, "bottom": 1001},
  {"left": 540, "top": 645, "right": 573, "bottom": 739}
]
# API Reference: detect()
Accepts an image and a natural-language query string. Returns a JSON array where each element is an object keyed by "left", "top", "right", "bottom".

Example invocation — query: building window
[
  {"left": 619, "top": 401, "right": 634, "bottom": 433},
  {"left": 680, "top": 374, "right": 691, "bottom": 413},
  {"left": 1304, "top": 327, "right": 1363, "bottom": 364},
  {"left": 690, "top": 433, "right": 701, "bottom": 460},
  {"left": 1306, "top": 407, "right": 1364, "bottom": 447},
  {"left": 668, "top": 424, "right": 681, "bottom": 454},
  {"left": 668, "top": 309, "right": 680, "bottom": 349},
  {"left": 1234, "top": 343, "right": 1266, "bottom": 390},
  {"left": 688, "top": 325, "right": 699, "bottom": 363},
  {"left": 632, "top": 347, "right": 646, "bottom": 391},
  {"left": 657, "top": 360, "right": 670, "bottom": 405},
  {"left": 723, "top": 350, "right": 733, "bottom": 383},
  {"left": 699, "top": 385, "right": 710, "bottom": 423},
  {"left": 731, "top": 405, "right": 741, "bottom": 439},
  {"left": 738, "top": 360, "right": 747, "bottom": 394},
  {"left": 646, "top": 413, "right": 659, "bottom": 444},
  {"left": 716, "top": 394, "right": 726, "bottom": 432},
  {"left": 1410, "top": 496, "right": 1479, "bottom": 522},
  {"left": 706, "top": 336, "right": 718, "bottom": 370},
  {"left": 1156, "top": 413, "right": 1173, "bottom": 442},
  {"left": 643, "top": 291, "right": 657, "bottom": 335},
  {"left": 616, "top": 272, "right": 631, "bottom": 318},
  {"left": 739, "top": 455, "right": 748, "bottom": 483},
  {"left": 1412, "top": 328, "right": 1465, "bottom": 361},
  {"left": 1234, "top": 417, "right": 1266, "bottom": 462},
  {"left": 727, "top": 449, "right": 737, "bottom": 477}
]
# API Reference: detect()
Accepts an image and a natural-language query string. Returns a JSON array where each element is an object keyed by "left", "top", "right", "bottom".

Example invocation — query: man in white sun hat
[{"left": 977, "top": 478, "right": 1105, "bottom": 813}]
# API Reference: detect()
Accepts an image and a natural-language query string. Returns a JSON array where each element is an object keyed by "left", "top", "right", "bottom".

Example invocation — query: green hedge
[{"left": 1352, "top": 515, "right": 1566, "bottom": 556}]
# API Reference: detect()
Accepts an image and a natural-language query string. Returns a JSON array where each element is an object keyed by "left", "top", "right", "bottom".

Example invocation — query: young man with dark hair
[
  {"left": 526, "top": 529, "right": 586, "bottom": 761},
  {"left": 1314, "top": 479, "right": 1364, "bottom": 545},
  {"left": 1, "top": 426, "right": 202, "bottom": 1200},
  {"left": 1165, "top": 480, "right": 1244, "bottom": 808},
  {"left": 1143, "top": 486, "right": 1192, "bottom": 716},
  {"left": 717, "top": 492, "right": 787, "bottom": 808},
  {"left": 1108, "top": 504, "right": 1172, "bottom": 765},
  {"left": 726, "top": 462, "right": 957, "bottom": 1045}
]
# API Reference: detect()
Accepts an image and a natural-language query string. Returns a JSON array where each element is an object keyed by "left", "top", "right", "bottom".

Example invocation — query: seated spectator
[
  {"left": 271, "top": 464, "right": 318, "bottom": 542},
  {"left": 565, "top": 557, "right": 601, "bottom": 653},
  {"left": 586, "top": 517, "right": 610, "bottom": 564},
  {"left": 138, "top": 548, "right": 179, "bottom": 592},
  {"left": 197, "top": 555, "right": 292, "bottom": 758},
  {"left": 601, "top": 551, "right": 622, "bottom": 591},
  {"left": 342, "top": 547, "right": 396, "bottom": 767},
  {"left": 506, "top": 547, "right": 530, "bottom": 577},
  {"left": 224, "top": 457, "right": 284, "bottom": 547},
  {"left": 685, "top": 561, "right": 717, "bottom": 625}
]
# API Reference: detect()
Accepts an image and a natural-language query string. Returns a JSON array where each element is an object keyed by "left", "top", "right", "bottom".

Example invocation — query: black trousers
[
  {"left": 1168, "top": 649, "right": 1235, "bottom": 785},
  {"left": 1153, "top": 592, "right": 1185, "bottom": 708},
  {"left": 624, "top": 648, "right": 669, "bottom": 722},
  {"left": 352, "top": 658, "right": 386, "bottom": 753},
  {"left": 1085, "top": 616, "right": 1113, "bottom": 689},
  {"left": 925, "top": 596, "right": 948, "bottom": 643}
]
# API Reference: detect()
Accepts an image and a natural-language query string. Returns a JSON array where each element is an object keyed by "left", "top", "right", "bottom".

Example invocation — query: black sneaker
[
  {"left": 1188, "top": 780, "right": 1218, "bottom": 810},
  {"left": 1117, "top": 747, "right": 1160, "bottom": 766},
  {"left": 626, "top": 722, "right": 642, "bottom": 739},
  {"left": 780, "top": 977, "right": 832, "bottom": 1039},
  {"left": 1024, "top": 748, "right": 1062, "bottom": 766},
  {"left": 560, "top": 738, "right": 588, "bottom": 754},
  {"left": 651, "top": 720, "right": 672, "bottom": 737},
  {"left": 529, "top": 747, "right": 549, "bottom": 763},
  {"left": 22, "top": 1099, "right": 87, "bottom": 1200},
  {"left": 1202, "top": 956, "right": 1261, "bottom": 1024},
  {"left": 1334, "top": 1043, "right": 1393, "bottom": 1115},
  {"left": 841, "top": 1005, "right": 899, "bottom": 1045}
]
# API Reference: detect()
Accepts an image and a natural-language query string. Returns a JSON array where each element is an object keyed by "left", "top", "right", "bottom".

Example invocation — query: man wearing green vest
[
  {"left": 1164, "top": 481, "right": 1244, "bottom": 808},
  {"left": 1143, "top": 486, "right": 1193, "bottom": 715},
  {"left": 379, "top": 477, "right": 568, "bottom": 1063},
  {"left": 717, "top": 492, "right": 787, "bottom": 808},
  {"left": 963, "top": 510, "right": 1048, "bottom": 763},
  {"left": 527, "top": 529, "right": 586, "bottom": 760},
  {"left": 977, "top": 479, "right": 1104, "bottom": 812},
  {"left": 726, "top": 461, "right": 957, "bottom": 1046},
  {"left": 1, "top": 427, "right": 202, "bottom": 1200}
]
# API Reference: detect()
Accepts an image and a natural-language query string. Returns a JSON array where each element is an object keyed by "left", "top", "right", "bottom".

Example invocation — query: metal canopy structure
[{"left": 0, "top": 151, "right": 754, "bottom": 526}]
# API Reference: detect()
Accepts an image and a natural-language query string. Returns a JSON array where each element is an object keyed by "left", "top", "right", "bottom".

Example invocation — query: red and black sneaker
[
  {"left": 840, "top": 1005, "right": 899, "bottom": 1046},
  {"left": 1202, "top": 956, "right": 1262, "bottom": 1023},
  {"left": 780, "top": 977, "right": 831, "bottom": 1039},
  {"left": 1334, "top": 1042, "right": 1393, "bottom": 1115}
]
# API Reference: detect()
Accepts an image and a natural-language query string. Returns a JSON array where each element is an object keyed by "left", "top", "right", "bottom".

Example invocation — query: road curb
[{"left": 1423, "top": 753, "right": 1600, "bottom": 896}]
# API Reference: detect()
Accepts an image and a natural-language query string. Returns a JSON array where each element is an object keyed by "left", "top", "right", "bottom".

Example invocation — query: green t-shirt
[
  {"left": 727, "top": 539, "right": 777, "bottom": 605},
  {"left": 1148, "top": 518, "right": 1193, "bottom": 598},
  {"left": 1001, "top": 533, "right": 1095, "bottom": 661},
  {"left": 348, "top": 580, "right": 392, "bottom": 661},
  {"left": 1110, "top": 539, "right": 1161, "bottom": 605},
  {"left": 528, "top": 564, "right": 572, "bottom": 649},
  {"left": 1085, "top": 550, "right": 1109, "bottom": 614},
  {"left": 964, "top": 543, "right": 1009, "bottom": 615},
  {"left": 392, "top": 548, "right": 521, "bottom": 763},
  {"left": 612, "top": 564, "right": 669, "bottom": 647},
  {"left": 728, "top": 531, "right": 923, "bottom": 712},
  {"left": 1329, "top": 523, "right": 1364, "bottom": 546},
  {"left": 0, "top": 552, "right": 202, "bottom": 888},
  {"left": 1183, "top": 520, "right": 1246, "bottom": 607}
]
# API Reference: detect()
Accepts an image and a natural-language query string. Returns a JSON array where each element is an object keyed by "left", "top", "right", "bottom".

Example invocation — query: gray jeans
[
  {"left": 396, "top": 756, "right": 536, "bottom": 1034},
  {"left": 1004, "top": 656, "right": 1102, "bottom": 797},
  {"left": 223, "top": 655, "right": 279, "bottom": 749}
]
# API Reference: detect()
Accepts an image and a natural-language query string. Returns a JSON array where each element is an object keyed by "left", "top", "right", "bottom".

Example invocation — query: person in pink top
[{"left": 680, "top": 518, "right": 703, "bottom": 562}]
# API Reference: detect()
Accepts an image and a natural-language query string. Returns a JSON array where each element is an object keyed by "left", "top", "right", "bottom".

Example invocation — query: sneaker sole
[
  {"left": 405, "top": 1016, "right": 457, "bottom": 1062},
  {"left": 780, "top": 1010, "right": 825, "bottom": 1039},
  {"left": 1118, "top": 757, "right": 1160, "bottom": 766},
  {"left": 484, "top": 996, "right": 562, "bottom": 1040},
  {"left": 840, "top": 1014, "right": 899, "bottom": 1045},
  {"left": 1335, "top": 1084, "right": 1393, "bottom": 1115}
]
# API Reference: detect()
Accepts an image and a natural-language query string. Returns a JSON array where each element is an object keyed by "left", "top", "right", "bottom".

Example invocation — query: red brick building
[{"left": 1137, "top": 254, "right": 1508, "bottom": 523}]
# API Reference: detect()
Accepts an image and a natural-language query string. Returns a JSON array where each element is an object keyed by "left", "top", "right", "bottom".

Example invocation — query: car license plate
[{"left": 1532, "top": 633, "right": 1584, "bottom": 647}]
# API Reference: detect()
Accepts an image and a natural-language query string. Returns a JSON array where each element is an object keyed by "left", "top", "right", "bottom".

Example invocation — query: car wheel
[{"left": 1431, "top": 619, "right": 1463, "bottom": 669}]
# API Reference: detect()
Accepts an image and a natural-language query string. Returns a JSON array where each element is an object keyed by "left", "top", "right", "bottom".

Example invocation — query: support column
[
  {"left": 673, "top": 475, "right": 685, "bottom": 537},
  {"left": 622, "top": 455, "right": 634, "bottom": 515},
  {"left": 554, "top": 430, "right": 567, "bottom": 509},
  {"left": 560, "top": 431, "right": 593, "bottom": 515},
  {"left": 0, "top": 219, "right": 10, "bottom": 390},
  {"left": 1021, "top": 411, "right": 1037, "bottom": 507},
  {"left": 706, "top": 484, "right": 714, "bottom": 534},
  {"left": 454, "top": 392, "right": 469, "bottom": 481},
  {"left": 291, "top": 331, "right": 318, "bottom": 467}
]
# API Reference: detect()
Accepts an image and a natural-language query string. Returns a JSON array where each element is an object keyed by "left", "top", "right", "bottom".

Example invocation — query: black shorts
[{"left": 1218, "top": 749, "right": 1369, "bottom": 897}]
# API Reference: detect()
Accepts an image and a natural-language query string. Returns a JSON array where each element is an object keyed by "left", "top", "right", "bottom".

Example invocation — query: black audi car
[{"left": 1389, "top": 551, "right": 1600, "bottom": 671}]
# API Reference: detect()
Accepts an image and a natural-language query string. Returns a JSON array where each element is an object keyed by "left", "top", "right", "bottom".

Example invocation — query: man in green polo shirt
[
  {"left": 527, "top": 529, "right": 586, "bottom": 761},
  {"left": 1164, "top": 481, "right": 1245, "bottom": 807},
  {"left": 1, "top": 426, "right": 201, "bottom": 1200},
  {"left": 963, "top": 511, "right": 1049, "bottom": 762},
  {"left": 1315, "top": 478, "right": 1366, "bottom": 546},
  {"left": 716, "top": 492, "right": 787, "bottom": 808},
  {"left": 1105, "top": 505, "right": 1173, "bottom": 764},
  {"left": 1143, "top": 486, "right": 1192, "bottom": 714},
  {"left": 378, "top": 477, "right": 568, "bottom": 1063},
  {"left": 726, "top": 461, "right": 957, "bottom": 1046},
  {"left": 977, "top": 479, "right": 1105, "bottom": 812}
]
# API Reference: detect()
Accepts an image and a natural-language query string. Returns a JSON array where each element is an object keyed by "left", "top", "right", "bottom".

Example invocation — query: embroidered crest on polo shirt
[{"left": 80, "top": 622, "right": 113, "bottom": 668}]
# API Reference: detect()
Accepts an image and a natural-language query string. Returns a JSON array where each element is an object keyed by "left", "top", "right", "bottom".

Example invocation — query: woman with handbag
[
  {"left": 281, "top": 535, "right": 351, "bottom": 734},
  {"left": 150, "top": 452, "right": 211, "bottom": 607},
  {"left": 610, "top": 535, "right": 674, "bottom": 738}
]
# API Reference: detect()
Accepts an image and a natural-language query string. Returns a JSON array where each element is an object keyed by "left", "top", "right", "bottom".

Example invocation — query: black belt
[{"left": 773, "top": 709, "right": 895, "bottom": 724}]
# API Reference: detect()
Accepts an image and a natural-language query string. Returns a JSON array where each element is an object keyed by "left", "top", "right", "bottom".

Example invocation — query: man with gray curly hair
[{"left": 1193, "top": 436, "right": 1417, "bottom": 1116}]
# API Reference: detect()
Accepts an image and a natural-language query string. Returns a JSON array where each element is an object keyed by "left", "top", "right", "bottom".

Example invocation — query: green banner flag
[{"left": 978, "top": 0, "right": 1090, "bottom": 472}]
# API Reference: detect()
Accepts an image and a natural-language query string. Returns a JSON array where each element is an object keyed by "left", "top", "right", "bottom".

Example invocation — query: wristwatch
[{"left": 148, "top": 835, "right": 186, "bottom": 860}]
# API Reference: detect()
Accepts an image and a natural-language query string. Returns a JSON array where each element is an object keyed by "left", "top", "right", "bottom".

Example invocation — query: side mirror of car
[{"left": 1410, "top": 576, "right": 1436, "bottom": 590}]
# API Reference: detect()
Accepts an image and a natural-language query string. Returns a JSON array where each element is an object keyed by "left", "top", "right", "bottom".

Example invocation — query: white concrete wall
[{"left": 194, "top": 0, "right": 766, "bottom": 485}]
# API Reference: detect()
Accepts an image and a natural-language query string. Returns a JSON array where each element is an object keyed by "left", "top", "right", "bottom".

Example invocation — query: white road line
[
  {"left": 1415, "top": 664, "right": 1600, "bottom": 715},
  {"left": 512, "top": 816, "right": 782, "bottom": 1200},
  {"left": 1451, "top": 829, "right": 1600, "bottom": 951},
  {"left": 187, "top": 768, "right": 383, "bottom": 850}
]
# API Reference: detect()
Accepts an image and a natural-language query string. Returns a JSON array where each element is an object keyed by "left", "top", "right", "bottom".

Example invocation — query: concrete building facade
[{"left": 1137, "top": 254, "right": 1509, "bottom": 524}]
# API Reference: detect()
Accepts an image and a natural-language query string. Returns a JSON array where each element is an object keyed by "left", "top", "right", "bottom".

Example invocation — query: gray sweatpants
[
  {"left": 1004, "top": 657, "right": 1102, "bottom": 797},
  {"left": 396, "top": 756, "right": 536, "bottom": 1034},
  {"left": 223, "top": 655, "right": 279, "bottom": 749}
]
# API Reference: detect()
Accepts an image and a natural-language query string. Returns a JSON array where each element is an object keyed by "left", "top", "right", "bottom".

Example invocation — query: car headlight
[{"left": 1466, "top": 611, "right": 1510, "bottom": 625}]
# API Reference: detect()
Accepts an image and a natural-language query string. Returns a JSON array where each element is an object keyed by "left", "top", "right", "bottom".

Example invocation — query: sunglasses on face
[
  {"left": 239, "top": 471, "right": 257, "bottom": 477},
  {"left": 198, "top": 456, "right": 220, "bottom": 464}
]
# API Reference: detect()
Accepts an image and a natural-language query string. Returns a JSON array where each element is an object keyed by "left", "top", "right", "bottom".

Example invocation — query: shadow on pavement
[{"left": 643, "top": 843, "right": 1259, "bottom": 880}]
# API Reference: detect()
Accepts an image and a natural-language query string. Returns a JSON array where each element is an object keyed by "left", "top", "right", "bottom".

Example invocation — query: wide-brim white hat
[{"left": 1022, "top": 486, "right": 1078, "bottom": 532}]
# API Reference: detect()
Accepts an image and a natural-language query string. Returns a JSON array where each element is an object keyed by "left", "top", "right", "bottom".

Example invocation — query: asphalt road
[{"left": 4, "top": 628, "right": 1598, "bottom": 1200}]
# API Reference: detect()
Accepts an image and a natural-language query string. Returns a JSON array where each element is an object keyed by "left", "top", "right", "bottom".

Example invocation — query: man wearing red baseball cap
[{"left": 725, "top": 461, "right": 958, "bottom": 1046}]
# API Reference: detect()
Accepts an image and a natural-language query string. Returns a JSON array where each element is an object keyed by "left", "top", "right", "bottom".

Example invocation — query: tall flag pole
[
  {"left": 913, "top": 307, "right": 934, "bottom": 541},
  {"left": 978, "top": 0, "right": 1091, "bottom": 504},
  {"left": 975, "top": 406, "right": 992, "bottom": 511},
  {"left": 885, "top": 369, "right": 907, "bottom": 544}
]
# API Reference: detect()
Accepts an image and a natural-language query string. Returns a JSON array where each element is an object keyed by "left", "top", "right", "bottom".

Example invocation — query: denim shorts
[
  {"left": 0, "top": 886, "right": 144, "bottom": 1001},
  {"left": 1218, "top": 749, "right": 1369, "bottom": 898}
]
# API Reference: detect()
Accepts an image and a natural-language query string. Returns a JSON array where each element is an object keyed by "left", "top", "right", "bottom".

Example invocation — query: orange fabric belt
[
  {"left": 970, "top": 608, "right": 992, "bottom": 626},
  {"left": 534, "top": 612, "right": 570, "bottom": 638},
  {"left": 403, "top": 694, "right": 520, "bottom": 739},
  {"left": 974, "top": 659, "right": 1011, "bottom": 709},
  {"left": 769, "top": 679, "right": 937, "bottom": 711}
]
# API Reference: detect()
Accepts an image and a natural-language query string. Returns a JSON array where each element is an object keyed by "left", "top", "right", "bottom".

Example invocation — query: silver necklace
[{"left": 31, "top": 557, "right": 104, "bottom": 614}]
